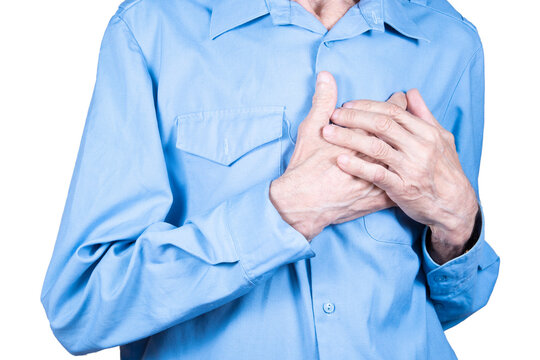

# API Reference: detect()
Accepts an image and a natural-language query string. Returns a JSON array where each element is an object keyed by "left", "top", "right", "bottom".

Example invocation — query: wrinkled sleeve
[
  {"left": 420, "top": 46, "right": 500, "bottom": 330},
  {"left": 40, "top": 14, "right": 315, "bottom": 355}
]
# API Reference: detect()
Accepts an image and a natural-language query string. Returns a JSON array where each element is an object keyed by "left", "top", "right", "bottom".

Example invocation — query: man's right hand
[{"left": 269, "top": 71, "right": 401, "bottom": 241}]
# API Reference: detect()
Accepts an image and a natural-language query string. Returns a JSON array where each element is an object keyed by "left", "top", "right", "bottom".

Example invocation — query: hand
[
  {"left": 269, "top": 71, "right": 397, "bottom": 241},
  {"left": 321, "top": 89, "right": 478, "bottom": 260}
]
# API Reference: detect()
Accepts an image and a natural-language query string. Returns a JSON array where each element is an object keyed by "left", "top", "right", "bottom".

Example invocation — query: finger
[
  {"left": 330, "top": 108, "right": 414, "bottom": 150},
  {"left": 386, "top": 91, "right": 407, "bottom": 110},
  {"left": 405, "top": 88, "right": 441, "bottom": 129},
  {"left": 406, "top": 88, "right": 458, "bottom": 148},
  {"left": 336, "top": 153, "right": 403, "bottom": 194},
  {"left": 332, "top": 194, "right": 396, "bottom": 224},
  {"left": 340, "top": 99, "right": 432, "bottom": 135},
  {"left": 303, "top": 71, "right": 338, "bottom": 129},
  {"left": 356, "top": 151, "right": 388, "bottom": 167},
  {"left": 322, "top": 124, "right": 402, "bottom": 169}
]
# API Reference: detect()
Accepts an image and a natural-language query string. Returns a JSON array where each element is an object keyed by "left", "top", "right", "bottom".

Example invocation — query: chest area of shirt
[
  {"left": 155, "top": 26, "right": 442, "bottom": 240},
  {"left": 159, "top": 33, "right": 455, "bottom": 132}
]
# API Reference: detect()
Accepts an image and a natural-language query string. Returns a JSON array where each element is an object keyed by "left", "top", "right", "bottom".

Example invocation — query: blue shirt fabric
[{"left": 40, "top": 0, "right": 501, "bottom": 358}]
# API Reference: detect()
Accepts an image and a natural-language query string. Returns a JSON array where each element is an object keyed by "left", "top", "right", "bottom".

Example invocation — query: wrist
[
  {"left": 428, "top": 200, "right": 479, "bottom": 264},
  {"left": 269, "top": 178, "right": 326, "bottom": 241},
  {"left": 432, "top": 189, "right": 478, "bottom": 242}
]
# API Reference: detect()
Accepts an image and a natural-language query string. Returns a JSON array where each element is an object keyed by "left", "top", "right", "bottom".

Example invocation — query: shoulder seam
[
  {"left": 113, "top": 14, "right": 151, "bottom": 72},
  {"left": 408, "top": 1, "right": 478, "bottom": 33},
  {"left": 117, "top": 0, "right": 145, "bottom": 16}
]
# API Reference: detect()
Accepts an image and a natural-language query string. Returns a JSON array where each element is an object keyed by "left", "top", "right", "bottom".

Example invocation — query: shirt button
[
  {"left": 434, "top": 275, "right": 448, "bottom": 282},
  {"left": 323, "top": 302, "right": 335, "bottom": 314}
]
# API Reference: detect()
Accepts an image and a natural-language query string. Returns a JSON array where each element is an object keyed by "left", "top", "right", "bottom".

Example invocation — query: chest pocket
[
  {"left": 175, "top": 106, "right": 285, "bottom": 209},
  {"left": 362, "top": 207, "right": 426, "bottom": 246}
]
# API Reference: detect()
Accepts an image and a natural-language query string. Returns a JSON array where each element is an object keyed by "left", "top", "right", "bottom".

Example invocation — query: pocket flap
[{"left": 175, "top": 106, "right": 285, "bottom": 166}]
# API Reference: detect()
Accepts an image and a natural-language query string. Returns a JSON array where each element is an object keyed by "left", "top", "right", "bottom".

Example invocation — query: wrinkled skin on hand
[{"left": 269, "top": 71, "right": 404, "bottom": 241}]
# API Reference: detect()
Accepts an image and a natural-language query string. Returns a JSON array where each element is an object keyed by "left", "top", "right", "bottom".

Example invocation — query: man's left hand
[{"left": 321, "top": 89, "right": 479, "bottom": 264}]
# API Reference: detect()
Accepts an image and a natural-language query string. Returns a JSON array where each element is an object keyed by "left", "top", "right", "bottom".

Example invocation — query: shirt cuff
[
  {"left": 225, "top": 178, "right": 316, "bottom": 286},
  {"left": 421, "top": 203, "right": 485, "bottom": 297}
]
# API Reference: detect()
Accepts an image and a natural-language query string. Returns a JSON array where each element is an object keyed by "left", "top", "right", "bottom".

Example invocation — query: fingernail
[
  {"left": 332, "top": 108, "right": 341, "bottom": 118},
  {"left": 342, "top": 102, "right": 353, "bottom": 108},
  {"left": 317, "top": 71, "right": 330, "bottom": 84},
  {"left": 337, "top": 155, "right": 349, "bottom": 165},
  {"left": 323, "top": 124, "right": 334, "bottom": 136}
]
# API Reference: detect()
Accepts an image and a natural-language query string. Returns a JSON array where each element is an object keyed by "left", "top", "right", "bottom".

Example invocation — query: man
[{"left": 40, "top": 0, "right": 500, "bottom": 358}]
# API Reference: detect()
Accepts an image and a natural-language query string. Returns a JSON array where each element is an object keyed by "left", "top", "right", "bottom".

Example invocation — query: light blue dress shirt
[{"left": 40, "top": 0, "right": 501, "bottom": 358}]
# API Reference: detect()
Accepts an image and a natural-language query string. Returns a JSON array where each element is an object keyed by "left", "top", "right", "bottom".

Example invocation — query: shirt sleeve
[
  {"left": 40, "top": 14, "right": 315, "bottom": 355},
  {"left": 420, "top": 45, "right": 500, "bottom": 330}
]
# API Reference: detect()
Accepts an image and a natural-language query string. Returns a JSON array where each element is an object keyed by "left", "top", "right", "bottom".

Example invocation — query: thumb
[
  {"left": 406, "top": 88, "right": 437, "bottom": 126},
  {"left": 386, "top": 91, "right": 407, "bottom": 110},
  {"left": 305, "top": 71, "right": 338, "bottom": 128}
]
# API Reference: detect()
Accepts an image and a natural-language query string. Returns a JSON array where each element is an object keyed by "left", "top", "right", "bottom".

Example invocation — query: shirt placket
[{"left": 266, "top": 0, "right": 384, "bottom": 359}]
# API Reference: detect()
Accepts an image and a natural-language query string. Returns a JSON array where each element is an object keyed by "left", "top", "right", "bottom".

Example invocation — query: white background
[{"left": 0, "top": 0, "right": 538, "bottom": 359}]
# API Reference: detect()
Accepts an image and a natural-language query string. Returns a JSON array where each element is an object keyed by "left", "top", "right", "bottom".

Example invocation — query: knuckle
[
  {"left": 431, "top": 131, "right": 447, "bottom": 153},
  {"left": 424, "top": 126, "right": 439, "bottom": 143},
  {"left": 370, "top": 138, "right": 389, "bottom": 158},
  {"left": 311, "top": 105, "right": 333, "bottom": 121},
  {"left": 418, "top": 143, "right": 433, "bottom": 160},
  {"left": 404, "top": 181, "right": 421, "bottom": 198},
  {"left": 374, "top": 115, "right": 393, "bottom": 132},
  {"left": 373, "top": 166, "right": 387, "bottom": 183},
  {"left": 364, "top": 102, "right": 373, "bottom": 111},
  {"left": 443, "top": 129, "right": 455, "bottom": 143},
  {"left": 312, "top": 88, "right": 333, "bottom": 106},
  {"left": 387, "top": 103, "right": 404, "bottom": 117},
  {"left": 343, "top": 109, "right": 357, "bottom": 125},
  {"left": 434, "top": 128, "right": 445, "bottom": 142}
]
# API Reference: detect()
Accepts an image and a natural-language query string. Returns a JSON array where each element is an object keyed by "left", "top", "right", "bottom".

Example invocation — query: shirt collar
[
  {"left": 209, "top": 0, "right": 270, "bottom": 39},
  {"left": 383, "top": 0, "right": 431, "bottom": 42},
  {"left": 209, "top": 0, "right": 431, "bottom": 43}
]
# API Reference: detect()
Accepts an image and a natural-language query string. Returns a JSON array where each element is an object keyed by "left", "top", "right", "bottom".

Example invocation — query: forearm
[{"left": 41, "top": 179, "right": 314, "bottom": 355}]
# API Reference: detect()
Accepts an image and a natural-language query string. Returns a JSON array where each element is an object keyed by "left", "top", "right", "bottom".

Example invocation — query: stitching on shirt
[
  {"left": 431, "top": 269, "right": 476, "bottom": 298},
  {"left": 479, "top": 255, "right": 500, "bottom": 271},
  {"left": 446, "top": 270, "right": 477, "bottom": 297},
  {"left": 283, "top": 114, "right": 296, "bottom": 146},
  {"left": 177, "top": 106, "right": 285, "bottom": 119},
  {"left": 117, "top": 0, "right": 145, "bottom": 16},
  {"left": 116, "top": 1, "right": 163, "bottom": 86},
  {"left": 225, "top": 199, "right": 257, "bottom": 287},
  {"left": 279, "top": 118, "right": 284, "bottom": 175},
  {"left": 439, "top": 46, "right": 483, "bottom": 125},
  {"left": 407, "top": 1, "right": 460, "bottom": 22},
  {"left": 364, "top": 224, "right": 415, "bottom": 246},
  {"left": 358, "top": 3, "right": 371, "bottom": 26},
  {"left": 407, "top": 0, "right": 479, "bottom": 34},
  {"left": 115, "top": 15, "right": 151, "bottom": 72}
]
